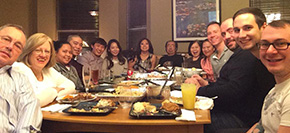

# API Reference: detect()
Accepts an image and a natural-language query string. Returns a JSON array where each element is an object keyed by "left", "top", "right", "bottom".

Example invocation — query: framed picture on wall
[{"left": 172, "top": 0, "right": 220, "bottom": 41}]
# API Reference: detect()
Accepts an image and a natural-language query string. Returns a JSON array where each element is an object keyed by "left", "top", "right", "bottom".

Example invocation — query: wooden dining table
[{"left": 41, "top": 107, "right": 211, "bottom": 133}]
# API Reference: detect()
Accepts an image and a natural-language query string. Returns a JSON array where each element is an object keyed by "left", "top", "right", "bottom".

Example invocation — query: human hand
[
  {"left": 184, "top": 77, "right": 201, "bottom": 92},
  {"left": 191, "top": 74, "right": 209, "bottom": 87}
]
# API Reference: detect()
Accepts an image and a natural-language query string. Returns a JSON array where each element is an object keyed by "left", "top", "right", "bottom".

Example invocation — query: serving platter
[
  {"left": 57, "top": 93, "right": 97, "bottom": 104},
  {"left": 62, "top": 101, "right": 115, "bottom": 115},
  {"left": 129, "top": 103, "right": 181, "bottom": 119}
]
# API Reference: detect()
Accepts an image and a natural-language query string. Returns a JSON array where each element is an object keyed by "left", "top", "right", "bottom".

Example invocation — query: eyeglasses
[
  {"left": 258, "top": 42, "right": 290, "bottom": 50},
  {"left": 0, "top": 36, "right": 23, "bottom": 50},
  {"left": 34, "top": 49, "right": 51, "bottom": 55}
]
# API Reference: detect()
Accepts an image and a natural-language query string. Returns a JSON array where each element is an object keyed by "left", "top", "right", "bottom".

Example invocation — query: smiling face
[
  {"left": 140, "top": 39, "right": 149, "bottom": 52},
  {"left": 92, "top": 43, "right": 105, "bottom": 57},
  {"left": 260, "top": 25, "right": 290, "bottom": 82},
  {"left": 56, "top": 43, "right": 73, "bottom": 65},
  {"left": 29, "top": 41, "right": 51, "bottom": 72},
  {"left": 221, "top": 18, "right": 238, "bottom": 51},
  {"left": 69, "top": 36, "right": 83, "bottom": 56},
  {"left": 0, "top": 27, "right": 26, "bottom": 67},
  {"left": 190, "top": 42, "right": 201, "bottom": 57},
  {"left": 233, "top": 13, "right": 263, "bottom": 51},
  {"left": 109, "top": 42, "right": 120, "bottom": 57},
  {"left": 207, "top": 24, "right": 224, "bottom": 46},
  {"left": 202, "top": 41, "right": 215, "bottom": 57}
]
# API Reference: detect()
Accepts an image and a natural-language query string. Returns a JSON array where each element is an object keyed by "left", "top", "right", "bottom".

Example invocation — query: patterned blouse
[{"left": 134, "top": 54, "right": 153, "bottom": 73}]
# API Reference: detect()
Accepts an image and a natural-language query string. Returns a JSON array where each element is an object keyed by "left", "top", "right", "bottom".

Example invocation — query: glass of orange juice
[{"left": 181, "top": 83, "right": 196, "bottom": 110}]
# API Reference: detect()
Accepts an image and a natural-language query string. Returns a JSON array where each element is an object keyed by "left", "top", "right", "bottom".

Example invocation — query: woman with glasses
[{"left": 13, "top": 33, "right": 75, "bottom": 107}]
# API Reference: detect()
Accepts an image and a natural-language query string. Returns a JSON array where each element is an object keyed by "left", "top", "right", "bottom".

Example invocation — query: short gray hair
[
  {"left": 67, "top": 35, "right": 82, "bottom": 42},
  {"left": 0, "top": 24, "right": 26, "bottom": 37}
]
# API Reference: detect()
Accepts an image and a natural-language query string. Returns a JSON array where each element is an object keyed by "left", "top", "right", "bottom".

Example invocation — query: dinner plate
[
  {"left": 62, "top": 101, "right": 115, "bottom": 115},
  {"left": 57, "top": 94, "right": 97, "bottom": 104},
  {"left": 169, "top": 93, "right": 214, "bottom": 110},
  {"left": 129, "top": 103, "right": 181, "bottom": 119}
]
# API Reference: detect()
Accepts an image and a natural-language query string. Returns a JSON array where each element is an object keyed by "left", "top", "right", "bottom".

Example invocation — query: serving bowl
[
  {"left": 182, "top": 68, "right": 203, "bottom": 78},
  {"left": 95, "top": 87, "right": 146, "bottom": 108}
]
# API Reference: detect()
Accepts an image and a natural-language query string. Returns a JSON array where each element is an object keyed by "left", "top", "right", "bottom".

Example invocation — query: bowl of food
[
  {"left": 96, "top": 86, "right": 146, "bottom": 108},
  {"left": 116, "top": 86, "right": 146, "bottom": 108},
  {"left": 182, "top": 68, "right": 203, "bottom": 78},
  {"left": 146, "top": 85, "right": 171, "bottom": 104}
]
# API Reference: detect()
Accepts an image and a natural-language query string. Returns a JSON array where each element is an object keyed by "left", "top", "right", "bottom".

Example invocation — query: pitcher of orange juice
[{"left": 181, "top": 83, "right": 196, "bottom": 110}]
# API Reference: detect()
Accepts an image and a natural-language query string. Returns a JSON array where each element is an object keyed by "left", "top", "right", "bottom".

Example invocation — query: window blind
[{"left": 250, "top": 0, "right": 290, "bottom": 23}]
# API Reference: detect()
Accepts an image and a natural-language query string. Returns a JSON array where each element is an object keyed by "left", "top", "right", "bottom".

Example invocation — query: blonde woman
[{"left": 13, "top": 33, "right": 75, "bottom": 107}]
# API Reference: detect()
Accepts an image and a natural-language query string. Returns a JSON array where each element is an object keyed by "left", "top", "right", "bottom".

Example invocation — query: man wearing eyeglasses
[
  {"left": 247, "top": 20, "right": 290, "bottom": 133},
  {"left": 0, "top": 24, "right": 42, "bottom": 132}
]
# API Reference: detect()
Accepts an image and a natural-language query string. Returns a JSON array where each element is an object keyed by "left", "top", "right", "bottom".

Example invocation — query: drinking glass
[
  {"left": 174, "top": 67, "right": 183, "bottom": 85},
  {"left": 181, "top": 83, "right": 196, "bottom": 110},
  {"left": 91, "top": 69, "right": 99, "bottom": 85},
  {"left": 82, "top": 65, "right": 91, "bottom": 94},
  {"left": 102, "top": 69, "right": 111, "bottom": 82}
]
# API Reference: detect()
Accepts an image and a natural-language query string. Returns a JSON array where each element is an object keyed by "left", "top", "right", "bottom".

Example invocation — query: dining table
[{"left": 41, "top": 107, "right": 211, "bottom": 133}]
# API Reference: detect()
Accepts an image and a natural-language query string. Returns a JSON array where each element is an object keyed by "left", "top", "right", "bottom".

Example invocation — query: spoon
[{"left": 154, "top": 67, "right": 175, "bottom": 100}]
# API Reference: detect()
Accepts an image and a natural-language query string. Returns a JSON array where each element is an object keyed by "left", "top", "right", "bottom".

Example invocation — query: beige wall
[
  {"left": 221, "top": 0, "right": 249, "bottom": 21},
  {"left": 99, "top": 0, "right": 127, "bottom": 49},
  {"left": 0, "top": 0, "right": 37, "bottom": 37},
  {"left": 148, "top": 0, "right": 172, "bottom": 55},
  {"left": 99, "top": 0, "right": 119, "bottom": 43},
  {"left": 37, "top": 0, "right": 57, "bottom": 40}
]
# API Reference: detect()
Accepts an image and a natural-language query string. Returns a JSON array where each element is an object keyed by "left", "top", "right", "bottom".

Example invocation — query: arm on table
[{"left": 51, "top": 68, "right": 76, "bottom": 96}]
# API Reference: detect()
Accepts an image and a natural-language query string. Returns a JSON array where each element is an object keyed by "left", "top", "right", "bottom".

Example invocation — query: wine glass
[{"left": 82, "top": 65, "right": 91, "bottom": 96}]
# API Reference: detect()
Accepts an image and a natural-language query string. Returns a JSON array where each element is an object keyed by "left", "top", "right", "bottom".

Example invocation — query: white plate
[
  {"left": 169, "top": 91, "right": 214, "bottom": 110},
  {"left": 56, "top": 94, "right": 97, "bottom": 104}
]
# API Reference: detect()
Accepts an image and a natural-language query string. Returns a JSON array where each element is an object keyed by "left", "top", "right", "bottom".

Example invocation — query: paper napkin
[
  {"left": 41, "top": 104, "right": 71, "bottom": 113},
  {"left": 175, "top": 109, "right": 196, "bottom": 121}
]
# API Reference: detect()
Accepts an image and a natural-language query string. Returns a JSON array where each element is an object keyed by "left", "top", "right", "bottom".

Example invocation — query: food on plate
[
  {"left": 114, "top": 86, "right": 144, "bottom": 96},
  {"left": 147, "top": 72, "right": 167, "bottom": 79},
  {"left": 170, "top": 95, "right": 183, "bottom": 105},
  {"left": 95, "top": 99, "right": 115, "bottom": 107},
  {"left": 133, "top": 102, "right": 158, "bottom": 114},
  {"left": 61, "top": 93, "right": 95, "bottom": 102},
  {"left": 117, "top": 81, "right": 140, "bottom": 86},
  {"left": 68, "top": 107, "right": 107, "bottom": 113},
  {"left": 160, "top": 100, "right": 181, "bottom": 114}
]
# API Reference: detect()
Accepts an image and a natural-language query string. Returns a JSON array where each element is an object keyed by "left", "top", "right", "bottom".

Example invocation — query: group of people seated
[{"left": 1, "top": 7, "right": 290, "bottom": 133}]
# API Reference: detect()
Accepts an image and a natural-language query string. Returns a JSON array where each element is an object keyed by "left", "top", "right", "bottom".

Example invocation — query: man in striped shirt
[{"left": 0, "top": 24, "right": 42, "bottom": 132}]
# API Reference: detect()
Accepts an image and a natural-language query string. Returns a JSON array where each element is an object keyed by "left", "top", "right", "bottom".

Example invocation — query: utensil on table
[
  {"left": 144, "top": 79, "right": 161, "bottom": 86},
  {"left": 154, "top": 67, "right": 175, "bottom": 100}
]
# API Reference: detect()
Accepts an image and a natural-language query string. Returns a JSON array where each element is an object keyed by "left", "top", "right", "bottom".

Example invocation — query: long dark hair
[
  {"left": 105, "top": 39, "right": 126, "bottom": 70},
  {"left": 136, "top": 38, "right": 154, "bottom": 60}
]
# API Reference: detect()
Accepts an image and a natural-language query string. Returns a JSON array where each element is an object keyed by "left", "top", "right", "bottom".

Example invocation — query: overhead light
[{"left": 89, "top": 11, "right": 98, "bottom": 16}]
